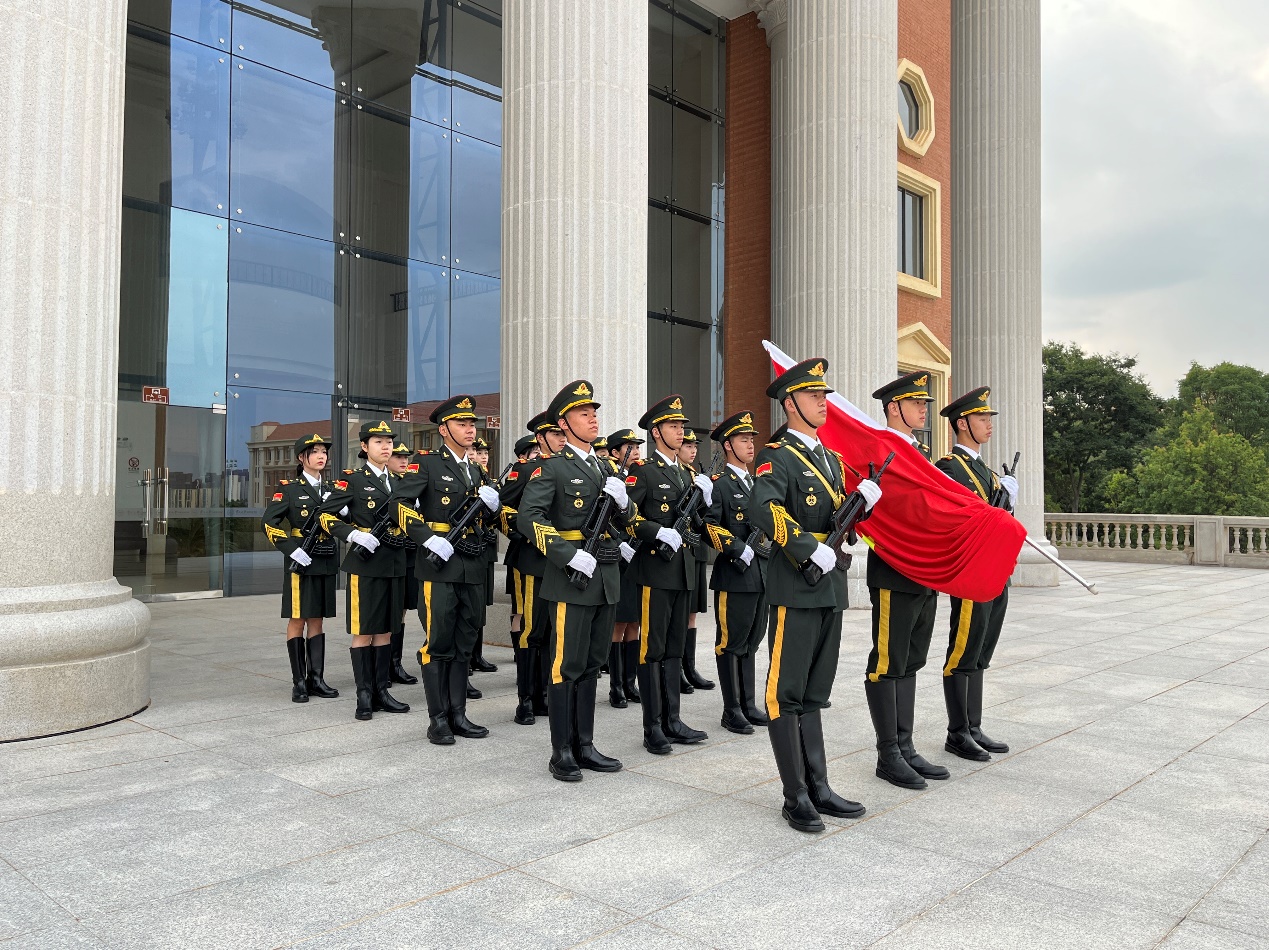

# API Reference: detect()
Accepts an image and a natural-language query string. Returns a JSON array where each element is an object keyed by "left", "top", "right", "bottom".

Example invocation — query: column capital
[{"left": 749, "top": 0, "right": 788, "bottom": 42}]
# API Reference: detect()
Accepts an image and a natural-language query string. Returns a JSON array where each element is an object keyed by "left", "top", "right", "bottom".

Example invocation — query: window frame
[
  {"left": 896, "top": 59, "right": 935, "bottom": 158},
  {"left": 896, "top": 163, "right": 941, "bottom": 299}
]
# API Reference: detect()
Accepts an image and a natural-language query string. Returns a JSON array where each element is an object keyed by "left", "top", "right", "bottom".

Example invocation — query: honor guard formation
[{"left": 263, "top": 363, "right": 1022, "bottom": 832}]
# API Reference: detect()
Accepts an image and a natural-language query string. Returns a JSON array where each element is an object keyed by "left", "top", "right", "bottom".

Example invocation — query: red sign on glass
[
  {"left": 142, "top": 386, "right": 170, "bottom": 405},
  {"left": 392, "top": 408, "right": 412, "bottom": 422},
  {"left": 486, "top": 416, "right": 501, "bottom": 430}
]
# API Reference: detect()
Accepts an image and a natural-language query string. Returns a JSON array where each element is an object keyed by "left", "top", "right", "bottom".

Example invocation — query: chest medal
[
  {"left": 367, "top": 500, "right": 376, "bottom": 509},
  {"left": 574, "top": 498, "right": 584, "bottom": 508},
  {"left": 300, "top": 509, "right": 309, "bottom": 518},
  {"left": 442, "top": 496, "right": 451, "bottom": 505},
  {"left": 806, "top": 494, "right": 817, "bottom": 506},
  {"left": 660, "top": 503, "right": 670, "bottom": 513}
]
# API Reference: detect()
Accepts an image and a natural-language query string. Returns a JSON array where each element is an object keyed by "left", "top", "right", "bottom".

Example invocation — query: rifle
[
  {"left": 800, "top": 452, "right": 895, "bottom": 586},
  {"left": 650, "top": 451, "right": 726, "bottom": 562},
  {"left": 288, "top": 505, "right": 324, "bottom": 573},
  {"left": 567, "top": 444, "right": 635, "bottom": 591},
  {"left": 989, "top": 452, "right": 1021, "bottom": 510},
  {"left": 479, "top": 460, "right": 518, "bottom": 547},
  {"left": 355, "top": 494, "right": 408, "bottom": 561}
]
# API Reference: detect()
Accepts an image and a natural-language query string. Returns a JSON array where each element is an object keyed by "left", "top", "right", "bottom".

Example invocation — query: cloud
[{"left": 1041, "top": 0, "right": 1269, "bottom": 394}]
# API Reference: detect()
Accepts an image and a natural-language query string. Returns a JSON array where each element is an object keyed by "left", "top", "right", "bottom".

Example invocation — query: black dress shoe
[
  {"left": 945, "top": 730, "right": 990, "bottom": 761},
  {"left": 970, "top": 726, "right": 1008, "bottom": 754}
]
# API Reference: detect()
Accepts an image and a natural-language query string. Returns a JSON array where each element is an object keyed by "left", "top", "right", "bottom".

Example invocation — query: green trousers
[
  {"left": 763, "top": 604, "right": 841, "bottom": 719},
  {"left": 866, "top": 586, "right": 937, "bottom": 682},
  {"left": 714, "top": 590, "right": 768, "bottom": 659},
  {"left": 417, "top": 578, "right": 482, "bottom": 664},
  {"left": 944, "top": 587, "right": 1009, "bottom": 675},
  {"left": 546, "top": 600, "right": 617, "bottom": 684},
  {"left": 639, "top": 586, "right": 689, "bottom": 664}
]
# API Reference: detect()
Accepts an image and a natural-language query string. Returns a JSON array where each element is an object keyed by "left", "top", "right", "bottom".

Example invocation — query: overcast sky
[{"left": 1042, "top": 0, "right": 1269, "bottom": 395}]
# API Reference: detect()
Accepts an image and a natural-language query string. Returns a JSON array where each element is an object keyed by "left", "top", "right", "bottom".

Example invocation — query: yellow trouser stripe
[
  {"left": 639, "top": 585, "right": 652, "bottom": 664},
  {"left": 552, "top": 602, "right": 567, "bottom": 684},
  {"left": 944, "top": 600, "right": 973, "bottom": 676},
  {"left": 715, "top": 592, "right": 729, "bottom": 656},
  {"left": 349, "top": 575, "right": 360, "bottom": 636},
  {"left": 520, "top": 575, "right": 535, "bottom": 649},
  {"left": 290, "top": 572, "right": 302, "bottom": 620},
  {"left": 512, "top": 569, "right": 524, "bottom": 615},
  {"left": 765, "top": 606, "right": 787, "bottom": 720},
  {"left": 869, "top": 589, "right": 891, "bottom": 683},
  {"left": 418, "top": 581, "right": 433, "bottom": 664}
]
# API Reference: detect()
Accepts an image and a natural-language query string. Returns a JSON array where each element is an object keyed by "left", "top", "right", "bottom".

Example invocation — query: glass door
[{"left": 115, "top": 397, "right": 226, "bottom": 600}]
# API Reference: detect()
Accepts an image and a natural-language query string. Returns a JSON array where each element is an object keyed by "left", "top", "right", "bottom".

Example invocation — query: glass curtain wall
[
  {"left": 647, "top": 0, "right": 726, "bottom": 435},
  {"left": 119, "top": 0, "right": 503, "bottom": 596}
]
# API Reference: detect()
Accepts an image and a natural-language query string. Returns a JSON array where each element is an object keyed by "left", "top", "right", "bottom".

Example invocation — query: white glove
[
  {"left": 568, "top": 549, "right": 597, "bottom": 577},
  {"left": 339, "top": 505, "right": 349, "bottom": 517},
  {"left": 857, "top": 479, "right": 882, "bottom": 511},
  {"left": 693, "top": 473, "right": 713, "bottom": 506},
  {"left": 810, "top": 543, "right": 837, "bottom": 575},
  {"left": 423, "top": 534, "right": 454, "bottom": 562},
  {"left": 288, "top": 548, "right": 312, "bottom": 567},
  {"left": 656, "top": 526, "right": 683, "bottom": 552},
  {"left": 478, "top": 485, "right": 500, "bottom": 511},
  {"left": 738, "top": 545, "right": 755, "bottom": 567},
  {"left": 348, "top": 530, "right": 379, "bottom": 553},
  {"left": 603, "top": 476, "right": 629, "bottom": 508},
  {"left": 321, "top": 491, "right": 331, "bottom": 501},
  {"left": 999, "top": 474, "right": 1019, "bottom": 505},
  {"left": 619, "top": 542, "right": 636, "bottom": 563}
]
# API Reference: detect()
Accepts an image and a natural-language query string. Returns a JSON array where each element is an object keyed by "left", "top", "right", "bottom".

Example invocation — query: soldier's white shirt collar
[
  {"left": 886, "top": 426, "right": 920, "bottom": 447},
  {"left": 955, "top": 443, "right": 982, "bottom": 460},
  {"left": 655, "top": 449, "right": 681, "bottom": 469},
  {"left": 302, "top": 471, "right": 321, "bottom": 487},
  {"left": 365, "top": 461, "right": 388, "bottom": 478},
  {"left": 443, "top": 446, "right": 470, "bottom": 466},
  {"left": 727, "top": 463, "right": 751, "bottom": 480},
  {"left": 566, "top": 442, "right": 599, "bottom": 463},
  {"left": 786, "top": 428, "right": 823, "bottom": 451}
]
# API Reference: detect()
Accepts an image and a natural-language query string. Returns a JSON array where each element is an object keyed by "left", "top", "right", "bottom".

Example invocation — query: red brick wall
[
  {"left": 722, "top": 13, "right": 773, "bottom": 437},
  {"left": 897, "top": 0, "right": 952, "bottom": 351}
]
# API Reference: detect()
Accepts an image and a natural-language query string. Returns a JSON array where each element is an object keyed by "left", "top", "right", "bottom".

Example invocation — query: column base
[
  {"left": 0, "top": 580, "right": 151, "bottom": 742},
  {"left": 1011, "top": 537, "right": 1061, "bottom": 588}
]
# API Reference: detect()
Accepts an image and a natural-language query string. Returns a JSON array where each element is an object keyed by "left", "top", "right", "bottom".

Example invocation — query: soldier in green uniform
[
  {"left": 751, "top": 359, "right": 878, "bottom": 832},
  {"left": 317, "top": 422, "right": 412, "bottom": 721},
  {"left": 935, "top": 387, "right": 1017, "bottom": 760},
  {"left": 499, "top": 432, "right": 540, "bottom": 723},
  {"left": 864, "top": 371, "right": 949, "bottom": 790},
  {"left": 604, "top": 427, "right": 646, "bottom": 709},
  {"left": 677, "top": 429, "right": 716, "bottom": 694},
  {"left": 469, "top": 436, "right": 499, "bottom": 679},
  {"left": 386, "top": 438, "right": 420, "bottom": 687},
  {"left": 393, "top": 395, "right": 501, "bottom": 744},
  {"left": 262, "top": 433, "right": 341, "bottom": 703},
  {"left": 702, "top": 411, "right": 767, "bottom": 734},
  {"left": 517, "top": 380, "right": 637, "bottom": 780}
]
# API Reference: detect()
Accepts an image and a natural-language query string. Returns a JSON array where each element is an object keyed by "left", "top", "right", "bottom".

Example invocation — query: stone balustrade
[{"left": 1045, "top": 513, "right": 1269, "bottom": 569}]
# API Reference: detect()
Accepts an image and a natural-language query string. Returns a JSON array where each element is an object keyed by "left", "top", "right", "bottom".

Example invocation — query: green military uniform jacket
[
  {"left": 705, "top": 467, "right": 765, "bottom": 594},
  {"left": 317, "top": 465, "right": 408, "bottom": 577},
  {"left": 500, "top": 456, "right": 548, "bottom": 578},
  {"left": 262, "top": 475, "right": 339, "bottom": 575},
  {"left": 517, "top": 444, "right": 637, "bottom": 606},
  {"left": 749, "top": 433, "right": 849, "bottom": 609},
  {"left": 935, "top": 445, "right": 1000, "bottom": 504},
  {"left": 626, "top": 453, "right": 698, "bottom": 591},
  {"left": 392, "top": 448, "right": 491, "bottom": 586}
]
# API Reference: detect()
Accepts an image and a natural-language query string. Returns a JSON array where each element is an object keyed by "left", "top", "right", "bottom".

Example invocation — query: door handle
[
  {"left": 139, "top": 468, "right": 152, "bottom": 538},
  {"left": 156, "top": 467, "right": 170, "bottom": 534}
]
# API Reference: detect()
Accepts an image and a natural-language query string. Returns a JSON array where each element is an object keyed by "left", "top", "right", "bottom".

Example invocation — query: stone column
[
  {"left": 755, "top": 0, "right": 897, "bottom": 605},
  {"left": 502, "top": 0, "right": 648, "bottom": 433},
  {"left": 0, "top": 1, "right": 151, "bottom": 740},
  {"left": 951, "top": 0, "right": 1057, "bottom": 585}
]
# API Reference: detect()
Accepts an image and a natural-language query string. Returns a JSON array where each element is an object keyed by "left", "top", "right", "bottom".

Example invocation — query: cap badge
[
  {"left": 739, "top": 413, "right": 753, "bottom": 426},
  {"left": 914, "top": 375, "right": 928, "bottom": 387},
  {"left": 808, "top": 363, "right": 825, "bottom": 377},
  {"left": 573, "top": 382, "right": 592, "bottom": 397},
  {"left": 668, "top": 397, "right": 683, "bottom": 411},
  {"left": 456, "top": 397, "right": 473, "bottom": 409},
  {"left": 369, "top": 421, "right": 392, "bottom": 433},
  {"left": 979, "top": 390, "right": 990, "bottom": 402}
]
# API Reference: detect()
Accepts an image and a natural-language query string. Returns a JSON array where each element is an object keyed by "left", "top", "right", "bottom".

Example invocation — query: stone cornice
[{"left": 748, "top": 0, "right": 788, "bottom": 42}]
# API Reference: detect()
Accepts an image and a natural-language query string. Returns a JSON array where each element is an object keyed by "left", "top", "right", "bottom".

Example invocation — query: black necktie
[{"left": 381, "top": 472, "right": 391, "bottom": 493}]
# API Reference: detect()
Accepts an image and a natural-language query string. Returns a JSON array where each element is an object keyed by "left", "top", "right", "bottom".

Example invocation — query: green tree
[
  {"left": 1043, "top": 341, "right": 1162, "bottom": 511},
  {"left": 1110, "top": 403, "right": 1269, "bottom": 516},
  {"left": 1177, "top": 362, "right": 1269, "bottom": 449}
]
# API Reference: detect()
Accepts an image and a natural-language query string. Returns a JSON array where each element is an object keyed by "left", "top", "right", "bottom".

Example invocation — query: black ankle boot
[
  {"left": 896, "top": 676, "right": 948, "bottom": 780},
  {"left": 350, "top": 645, "right": 374, "bottom": 721},
  {"left": 470, "top": 639, "right": 497, "bottom": 674},
  {"left": 683, "top": 628, "right": 715, "bottom": 690},
  {"left": 371, "top": 644, "right": 410, "bottom": 713},
  {"left": 607, "top": 643, "right": 627, "bottom": 708},
  {"left": 768, "top": 714, "right": 824, "bottom": 833},
  {"left": 661, "top": 658, "right": 707, "bottom": 744},
  {"left": 448, "top": 661, "right": 488, "bottom": 738},
  {"left": 800, "top": 709, "right": 865, "bottom": 818},
  {"left": 967, "top": 669, "right": 1008, "bottom": 753},
  {"left": 529, "top": 646, "right": 549, "bottom": 716},
  {"left": 548, "top": 681, "right": 581, "bottom": 781},
  {"left": 287, "top": 638, "right": 309, "bottom": 703},
  {"left": 421, "top": 658, "right": 454, "bottom": 745},
  {"left": 944, "top": 673, "right": 990, "bottom": 761},
  {"left": 739, "top": 652, "right": 768, "bottom": 726},
  {"left": 389, "top": 626, "right": 417, "bottom": 685},
  {"left": 864, "top": 679, "right": 927, "bottom": 789},
  {"left": 622, "top": 640, "right": 641, "bottom": 703},
  {"left": 638, "top": 661, "right": 671, "bottom": 755},
  {"left": 574, "top": 678, "right": 622, "bottom": 772},
  {"left": 679, "top": 663, "right": 695, "bottom": 694},
  {"left": 514, "top": 647, "right": 535, "bottom": 725},
  {"left": 716, "top": 653, "right": 754, "bottom": 735},
  {"left": 305, "top": 634, "right": 339, "bottom": 698}
]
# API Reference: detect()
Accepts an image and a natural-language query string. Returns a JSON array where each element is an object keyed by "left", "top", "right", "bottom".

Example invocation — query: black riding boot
[
  {"left": 607, "top": 643, "right": 627, "bottom": 708},
  {"left": 350, "top": 645, "right": 374, "bottom": 721},
  {"left": 305, "top": 634, "right": 339, "bottom": 698},
  {"left": 739, "top": 652, "right": 768, "bottom": 726},
  {"left": 683, "top": 628, "right": 715, "bottom": 690},
  {"left": 944, "top": 673, "right": 990, "bottom": 761},
  {"left": 638, "top": 661, "right": 671, "bottom": 754},
  {"left": 530, "top": 646, "right": 550, "bottom": 715},
  {"left": 864, "top": 679, "right": 927, "bottom": 789},
  {"left": 548, "top": 681, "right": 581, "bottom": 781},
  {"left": 513, "top": 646, "right": 535, "bottom": 725},
  {"left": 470, "top": 638, "right": 497, "bottom": 674},
  {"left": 968, "top": 669, "right": 1009, "bottom": 753},
  {"left": 716, "top": 653, "right": 754, "bottom": 735},
  {"left": 896, "top": 676, "right": 948, "bottom": 780},
  {"left": 661, "top": 658, "right": 707, "bottom": 744},
  {"left": 448, "top": 660, "right": 489, "bottom": 738},
  {"left": 799, "top": 709, "right": 865, "bottom": 818},
  {"left": 287, "top": 637, "right": 309, "bottom": 703},
  {"left": 768, "top": 714, "right": 824, "bottom": 833},
  {"left": 389, "top": 624, "right": 418, "bottom": 685},
  {"left": 372, "top": 644, "right": 410, "bottom": 713},
  {"left": 621, "top": 640, "right": 641, "bottom": 703},
  {"left": 574, "top": 678, "right": 622, "bottom": 772},
  {"left": 420, "top": 659, "right": 454, "bottom": 745}
]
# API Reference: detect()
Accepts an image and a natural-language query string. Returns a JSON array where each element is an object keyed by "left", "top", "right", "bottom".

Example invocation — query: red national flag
[{"left": 766, "top": 341, "right": 1026, "bottom": 602}]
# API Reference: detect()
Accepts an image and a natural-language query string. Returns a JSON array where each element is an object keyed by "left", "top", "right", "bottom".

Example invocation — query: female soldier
[
  {"left": 607, "top": 428, "right": 645, "bottom": 708},
  {"left": 387, "top": 438, "right": 419, "bottom": 686},
  {"left": 677, "top": 429, "right": 715, "bottom": 693},
  {"left": 468, "top": 436, "right": 499, "bottom": 679},
  {"left": 262, "top": 433, "right": 341, "bottom": 703}
]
